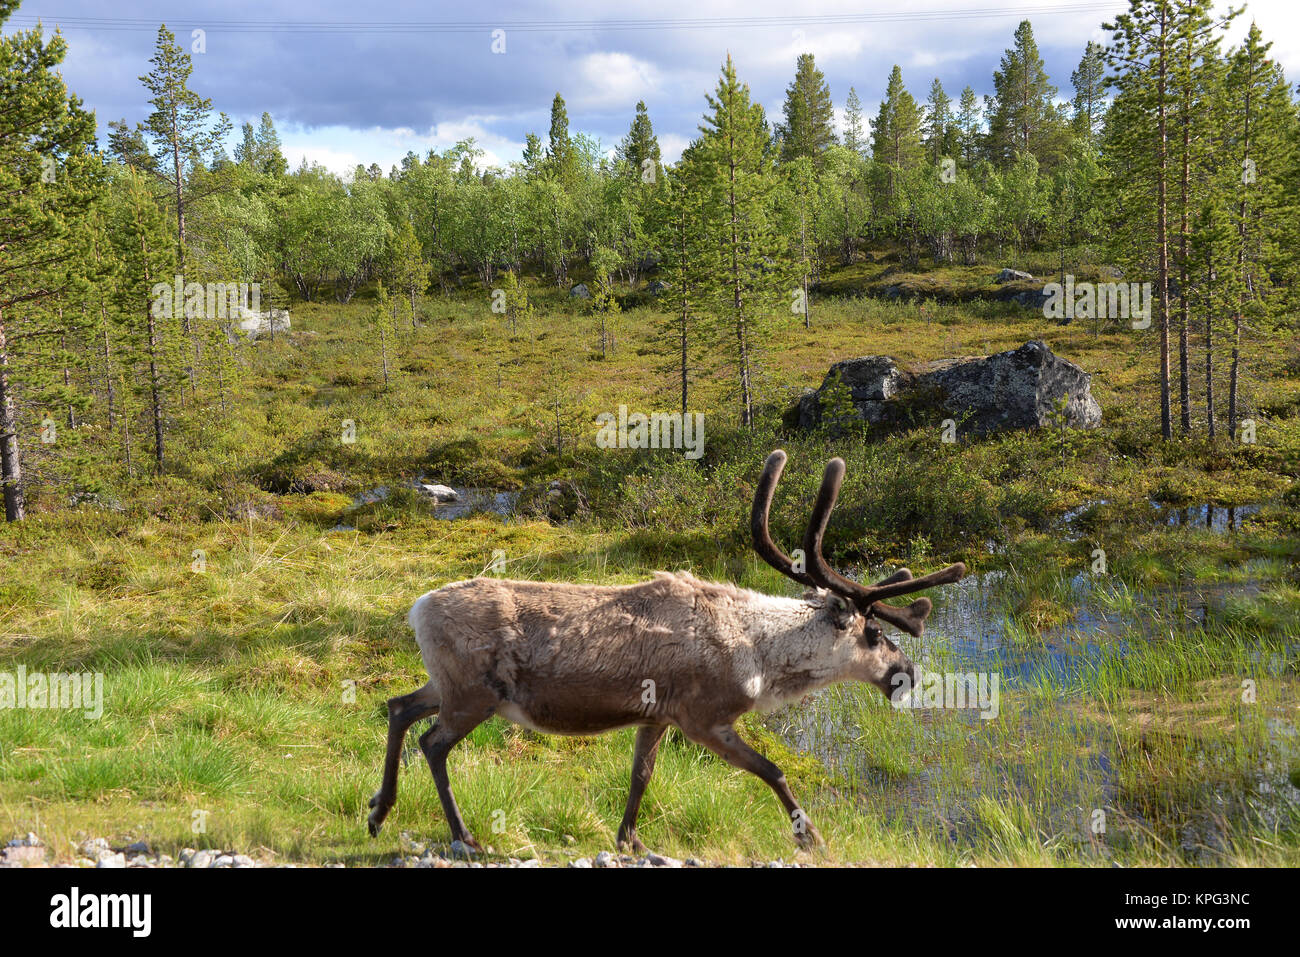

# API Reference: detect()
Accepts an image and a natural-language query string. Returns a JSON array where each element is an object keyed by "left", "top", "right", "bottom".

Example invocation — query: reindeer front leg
[{"left": 685, "top": 723, "right": 825, "bottom": 849}]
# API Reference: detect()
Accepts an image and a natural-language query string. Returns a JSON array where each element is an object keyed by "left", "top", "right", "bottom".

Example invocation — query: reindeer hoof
[
  {"left": 616, "top": 832, "right": 647, "bottom": 854},
  {"left": 793, "top": 824, "right": 824, "bottom": 850},
  {"left": 367, "top": 794, "right": 392, "bottom": 836}
]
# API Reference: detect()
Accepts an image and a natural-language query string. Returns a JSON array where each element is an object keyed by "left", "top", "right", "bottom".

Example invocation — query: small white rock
[{"left": 96, "top": 853, "right": 126, "bottom": 869}]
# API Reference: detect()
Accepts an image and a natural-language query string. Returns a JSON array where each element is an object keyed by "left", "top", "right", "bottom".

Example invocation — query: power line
[{"left": 7, "top": 4, "right": 1129, "bottom": 35}]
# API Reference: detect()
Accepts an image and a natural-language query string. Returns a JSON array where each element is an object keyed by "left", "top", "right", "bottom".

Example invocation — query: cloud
[
  {"left": 573, "top": 52, "right": 661, "bottom": 109},
  {"left": 15, "top": 0, "right": 1300, "bottom": 171}
]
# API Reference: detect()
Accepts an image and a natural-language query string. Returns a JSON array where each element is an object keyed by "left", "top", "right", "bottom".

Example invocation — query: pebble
[
  {"left": 26, "top": 834, "right": 802, "bottom": 869},
  {"left": 448, "top": 840, "right": 478, "bottom": 860}
]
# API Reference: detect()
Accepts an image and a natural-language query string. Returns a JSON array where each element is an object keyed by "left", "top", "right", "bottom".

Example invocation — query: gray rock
[
  {"left": 416, "top": 483, "right": 459, "bottom": 503},
  {"left": 594, "top": 851, "right": 616, "bottom": 868},
  {"left": 646, "top": 280, "right": 672, "bottom": 296},
  {"left": 517, "top": 859, "right": 540, "bottom": 868},
  {"left": 96, "top": 852, "right": 127, "bottom": 869},
  {"left": 236, "top": 308, "right": 291, "bottom": 340},
  {"left": 232, "top": 854, "right": 256, "bottom": 868},
  {"left": 797, "top": 340, "right": 1102, "bottom": 435},
  {"left": 448, "top": 840, "right": 478, "bottom": 860},
  {"left": 571, "top": 858, "right": 593, "bottom": 868},
  {"left": 995, "top": 268, "right": 1035, "bottom": 283},
  {"left": 79, "top": 837, "right": 110, "bottom": 857},
  {"left": 188, "top": 849, "right": 216, "bottom": 869},
  {"left": 645, "top": 852, "right": 683, "bottom": 868},
  {"left": 0, "top": 845, "right": 46, "bottom": 867},
  {"left": 124, "top": 840, "right": 150, "bottom": 855},
  {"left": 213, "top": 854, "right": 235, "bottom": 868},
  {"left": 568, "top": 283, "right": 591, "bottom": 300}
]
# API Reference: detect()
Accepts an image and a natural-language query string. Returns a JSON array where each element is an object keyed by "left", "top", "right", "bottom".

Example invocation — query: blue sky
[{"left": 8, "top": 1, "right": 1298, "bottom": 175}]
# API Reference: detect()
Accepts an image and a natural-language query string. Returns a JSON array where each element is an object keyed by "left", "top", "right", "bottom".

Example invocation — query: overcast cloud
[{"left": 8, "top": 0, "right": 1298, "bottom": 175}]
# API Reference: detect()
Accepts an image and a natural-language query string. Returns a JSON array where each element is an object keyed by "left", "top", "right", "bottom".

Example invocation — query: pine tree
[
  {"left": 698, "top": 56, "right": 787, "bottom": 428},
  {"left": 776, "top": 53, "right": 837, "bottom": 167},
  {"left": 137, "top": 25, "right": 232, "bottom": 276},
  {"left": 109, "top": 169, "right": 181, "bottom": 473},
  {"left": 0, "top": 2, "right": 101, "bottom": 519},
  {"left": 496, "top": 268, "right": 532, "bottom": 336},
  {"left": 987, "top": 20, "right": 1068, "bottom": 169},
  {"left": 1071, "top": 41, "right": 1108, "bottom": 144},
  {"left": 652, "top": 144, "right": 713, "bottom": 415},
  {"left": 1104, "top": 0, "right": 1177, "bottom": 439},
  {"left": 1169, "top": 0, "right": 1234, "bottom": 434},
  {"left": 1222, "top": 21, "right": 1296, "bottom": 437},
  {"left": 872, "top": 65, "right": 923, "bottom": 194}
]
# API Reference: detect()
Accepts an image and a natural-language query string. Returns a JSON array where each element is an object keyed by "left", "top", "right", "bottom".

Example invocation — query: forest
[{"left": 1, "top": 0, "right": 1298, "bottom": 870}]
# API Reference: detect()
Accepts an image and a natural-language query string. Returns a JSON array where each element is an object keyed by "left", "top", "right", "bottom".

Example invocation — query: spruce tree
[
  {"left": 843, "top": 87, "right": 867, "bottom": 159},
  {"left": 616, "top": 100, "right": 662, "bottom": 184},
  {"left": 955, "top": 86, "right": 983, "bottom": 166},
  {"left": 923, "top": 78, "right": 955, "bottom": 164}
]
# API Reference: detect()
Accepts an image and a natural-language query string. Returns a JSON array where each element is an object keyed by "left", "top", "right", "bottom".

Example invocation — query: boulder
[
  {"left": 646, "top": 280, "right": 672, "bottom": 296},
  {"left": 236, "top": 308, "right": 290, "bottom": 339},
  {"left": 995, "top": 268, "right": 1035, "bottom": 283},
  {"left": 569, "top": 283, "right": 591, "bottom": 300},
  {"left": 416, "top": 483, "right": 459, "bottom": 503},
  {"left": 797, "top": 340, "right": 1102, "bottom": 435}
]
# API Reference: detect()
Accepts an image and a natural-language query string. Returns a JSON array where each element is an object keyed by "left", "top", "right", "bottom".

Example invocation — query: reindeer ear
[{"left": 827, "top": 594, "right": 856, "bottom": 631}]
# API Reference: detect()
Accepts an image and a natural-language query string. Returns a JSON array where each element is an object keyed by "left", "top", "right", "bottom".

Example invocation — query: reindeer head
[{"left": 751, "top": 450, "right": 966, "bottom": 702}]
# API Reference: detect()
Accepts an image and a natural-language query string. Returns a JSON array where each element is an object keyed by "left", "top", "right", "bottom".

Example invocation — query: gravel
[{"left": 8, "top": 833, "right": 818, "bottom": 868}]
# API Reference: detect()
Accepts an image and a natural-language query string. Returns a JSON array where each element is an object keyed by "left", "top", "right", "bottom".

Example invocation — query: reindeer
[{"left": 367, "top": 450, "right": 965, "bottom": 852}]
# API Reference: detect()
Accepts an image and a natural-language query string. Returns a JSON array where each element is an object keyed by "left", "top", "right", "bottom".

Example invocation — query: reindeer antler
[
  {"left": 801, "top": 457, "right": 966, "bottom": 637},
  {"left": 751, "top": 450, "right": 818, "bottom": 588}
]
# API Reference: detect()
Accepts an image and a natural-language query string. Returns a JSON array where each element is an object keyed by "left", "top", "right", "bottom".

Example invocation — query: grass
[{"left": 2, "top": 250, "right": 1297, "bottom": 866}]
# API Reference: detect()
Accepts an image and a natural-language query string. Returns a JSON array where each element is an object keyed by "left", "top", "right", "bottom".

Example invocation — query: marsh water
[{"left": 767, "top": 537, "right": 1299, "bottom": 861}]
